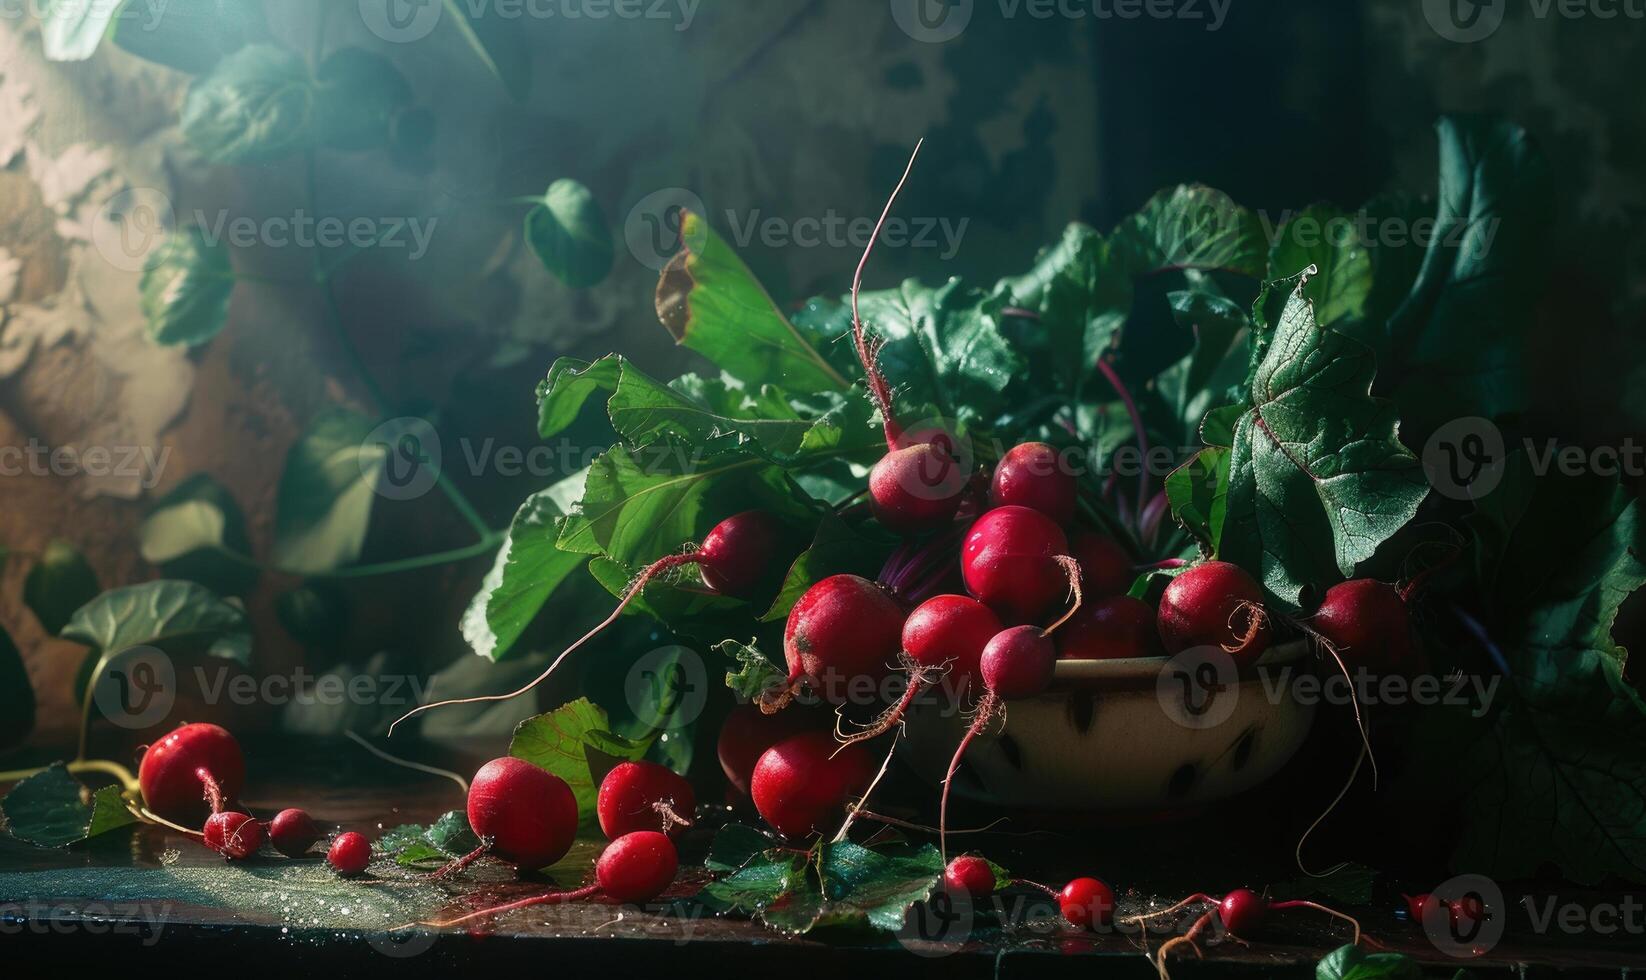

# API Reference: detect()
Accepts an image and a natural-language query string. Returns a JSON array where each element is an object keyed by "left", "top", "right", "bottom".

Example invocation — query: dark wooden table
[{"left": 2, "top": 737, "right": 1641, "bottom": 978}]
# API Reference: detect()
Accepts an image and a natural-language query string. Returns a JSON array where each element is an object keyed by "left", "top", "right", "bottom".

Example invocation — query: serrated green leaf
[
  {"left": 181, "top": 44, "right": 314, "bottom": 164},
  {"left": 817, "top": 840, "right": 945, "bottom": 932},
  {"left": 1004, "top": 223, "right": 1132, "bottom": 392},
  {"left": 705, "top": 823, "right": 777, "bottom": 874},
  {"left": 657, "top": 210, "right": 850, "bottom": 396},
  {"left": 272, "top": 409, "right": 384, "bottom": 575},
  {"left": 508, "top": 699, "right": 649, "bottom": 828},
  {"left": 461, "top": 488, "right": 585, "bottom": 662},
  {"left": 0, "top": 766, "right": 136, "bottom": 847},
  {"left": 138, "top": 474, "right": 257, "bottom": 595},
  {"left": 1382, "top": 116, "right": 1552, "bottom": 431},
  {"left": 525, "top": 179, "right": 613, "bottom": 289},
  {"left": 375, "top": 810, "right": 480, "bottom": 868},
  {"left": 537, "top": 354, "right": 621, "bottom": 439},
  {"left": 1115, "top": 184, "right": 1267, "bottom": 278},
  {"left": 699, "top": 849, "right": 810, "bottom": 917},
  {"left": 1268, "top": 205, "right": 1372, "bottom": 335},
  {"left": 140, "top": 226, "right": 235, "bottom": 347},
  {"left": 1216, "top": 276, "right": 1428, "bottom": 607},
  {"left": 715, "top": 638, "right": 786, "bottom": 703},
  {"left": 23, "top": 540, "right": 100, "bottom": 636}
]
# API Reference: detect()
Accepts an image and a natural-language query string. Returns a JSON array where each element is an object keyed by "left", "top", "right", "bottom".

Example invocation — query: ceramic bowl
[{"left": 900, "top": 641, "right": 1316, "bottom": 819}]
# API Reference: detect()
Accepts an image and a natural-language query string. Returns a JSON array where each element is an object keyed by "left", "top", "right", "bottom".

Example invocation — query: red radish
[
  {"left": 466, "top": 757, "right": 578, "bottom": 868},
  {"left": 597, "top": 761, "right": 696, "bottom": 839},
  {"left": 1156, "top": 561, "right": 1271, "bottom": 663},
  {"left": 138, "top": 722, "right": 244, "bottom": 823},
  {"left": 990, "top": 442, "right": 1076, "bottom": 524},
  {"left": 715, "top": 703, "right": 817, "bottom": 797},
  {"left": 698, "top": 510, "right": 783, "bottom": 597},
  {"left": 869, "top": 433, "right": 972, "bottom": 535},
  {"left": 1125, "top": 890, "right": 1361, "bottom": 969},
  {"left": 391, "top": 510, "right": 788, "bottom": 732},
  {"left": 750, "top": 731, "right": 874, "bottom": 839},
  {"left": 203, "top": 811, "right": 263, "bottom": 860},
  {"left": 962, "top": 505, "right": 1072, "bottom": 623},
  {"left": 944, "top": 855, "right": 996, "bottom": 899},
  {"left": 327, "top": 831, "right": 371, "bottom": 876},
  {"left": 596, "top": 830, "right": 679, "bottom": 903},
  {"left": 979, "top": 626, "right": 1057, "bottom": 700},
  {"left": 1057, "top": 595, "right": 1161, "bottom": 660},
  {"left": 268, "top": 808, "right": 321, "bottom": 857},
  {"left": 1059, "top": 877, "right": 1116, "bottom": 929},
  {"left": 1071, "top": 531, "right": 1134, "bottom": 597},
  {"left": 780, "top": 574, "right": 905, "bottom": 705},
  {"left": 1311, "top": 578, "right": 1414, "bottom": 672}
]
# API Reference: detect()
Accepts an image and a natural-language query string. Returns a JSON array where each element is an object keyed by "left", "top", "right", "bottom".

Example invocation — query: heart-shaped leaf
[
  {"left": 181, "top": 44, "right": 314, "bottom": 164},
  {"left": 62, "top": 580, "right": 250, "bottom": 664},
  {"left": 141, "top": 226, "right": 235, "bottom": 347},
  {"left": 272, "top": 410, "right": 385, "bottom": 575},
  {"left": 525, "top": 179, "right": 614, "bottom": 289},
  {"left": 23, "top": 540, "right": 100, "bottom": 636},
  {"left": 0, "top": 765, "right": 136, "bottom": 848},
  {"left": 137, "top": 474, "right": 257, "bottom": 595},
  {"left": 1215, "top": 272, "right": 1428, "bottom": 607}
]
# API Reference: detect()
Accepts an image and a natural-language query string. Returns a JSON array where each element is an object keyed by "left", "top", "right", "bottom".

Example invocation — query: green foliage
[
  {"left": 110, "top": 0, "right": 267, "bottom": 74},
  {"left": 62, "top": 580, "right": 251, "bottom": 666},
  {"left": 181, "top": 44, "right": 315, "bottom": 164},
  {"left": 525, "top": 180, "right": 614, "bottom": 289},
  {"left": 141, "top": 226, "right": 235, "bottom": 346},
  {"left": 23, "top": 540, "right": 100, "bottom": 636},
  {"left": 1114, "top": 184, "right": 1267, "bottom": 277},
  {"left": 461, "top": 486, "right": 587, "bottom": 662},
  {"left": 0, "top": 765, "right": 135, "bottom": 848},
  {"left": 443, "top": 0, "right": 531, "bottom": 100},
  {"left": 1316, "top": 945, "right": 1423, "bottom": 980},
  {"left": 375, "top": 811, "right": 481, "bottom": 869},
  {"left": 272, "top": 410, "right": 384, "bottom": 575},
  {"left": 507, "top": 698, "right": 651, "bottom": 830},
  {"left": 137, "top": 474, "right": 257, "bottom": 595}
]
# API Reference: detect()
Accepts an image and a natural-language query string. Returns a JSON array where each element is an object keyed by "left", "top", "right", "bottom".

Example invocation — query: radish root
[
  {"left": 850, "top": 139, "right": 924, "bottom": 448},
  {"left": 1222, "top": 599, "right": 1269, "bottom": 655},
  {"left": 389, "top": 552, "right": 702, "bottom": 734},
  {"left": 939, "top": 690, "right": 1002, "bottom": 863},
  {"left": 1043, "top": 555, "right": 1085, "bottom": 635}
]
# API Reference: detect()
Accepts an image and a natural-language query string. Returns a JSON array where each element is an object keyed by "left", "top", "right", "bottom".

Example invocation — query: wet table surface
[{"left": 1, "top": 736, "right": 1642, "bottom": 978}]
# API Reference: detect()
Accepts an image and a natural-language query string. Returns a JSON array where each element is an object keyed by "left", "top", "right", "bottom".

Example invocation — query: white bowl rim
[{"left": 1050, "top": 638, "right": 1311, "bottom": 685}]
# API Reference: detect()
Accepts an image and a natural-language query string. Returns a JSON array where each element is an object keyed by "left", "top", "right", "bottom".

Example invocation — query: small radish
[
  {"left": 979, "top": 626, "right": 1057, "bottom": 700},
  {"left": 1057, "top": 595, "right": 1161, "bottom": 660},
  {"left": 943, "top": 855, "right": 997, "bottom": 899},
  {"left": 869, "top": 432, "right": 972, "bottom": 535},
  {"left": 597, "top": 761, "right": 695, "bottom": 839},
  {"left": 467, "top": 757, "right": 578, "bottom": 868},
  {"left": 697, "top": 510, "right": 784, "bottom": 598},
  {"left": 1058, "top": 877, "right": 1116, "bottom": 930},
  {"left": 715, "top": 702, "right": 818, "bottom": 797},
  {"left": 751, "top": 731, "right": 874, "bottom": 839},
  {"left": 1125, "top": 890, "right": 1361, "bottom": 969},
  {"left": 779, "top": 573, "right": 906, "bottom": 705},
  {"left": 962, "top": 505, "right": 1072, "bottom": 624},
  {"left": 419, "top": 832, "right": 679, "bottom": 929},
  {"left": 990, "top": 442, "right": 1077, "bottom": 524},
  {"left": 1311, "top": 578, "right": 1414, "bottom": 673},
  {"left": 837, "top": 593, "right": 1002, "bottom": 747},
  {"left": 203, "top": 811, "right": 263, "bottom": 860},
  {"left": 327, "top": 831, "right": 371, "bottom": 876},
  {"left": 268, "top": 808, "right": 321, "bottom": 857},
  {"left": 1071, "top": 531, "right": 1134, "bottom": 597},
  {"left": 596, "top": 830, "right": 679, "bottom": 903},
  {"left": 1156, "top": 561, "right": 1271, "bottom": 663},
  {"left": 391, "top": 510, "right": 788, "bottom": 732},
  {"left": 138, "top": 722, "right": 244, "bottom": 824}
]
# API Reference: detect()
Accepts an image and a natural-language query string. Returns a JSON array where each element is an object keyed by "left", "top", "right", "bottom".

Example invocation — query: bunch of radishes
[{"left": 135, "top": 721, "right": 358, "bottom": 871}]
